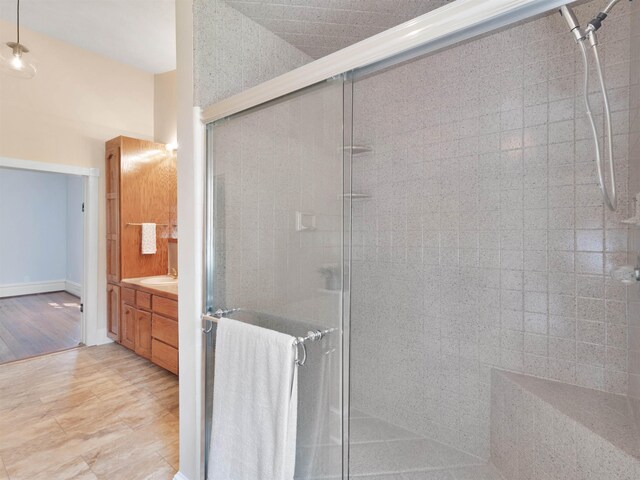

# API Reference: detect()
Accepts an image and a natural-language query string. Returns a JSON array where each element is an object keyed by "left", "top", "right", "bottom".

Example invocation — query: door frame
[{"left": 0, "top": 156, "right": 101, "bottom": 346}]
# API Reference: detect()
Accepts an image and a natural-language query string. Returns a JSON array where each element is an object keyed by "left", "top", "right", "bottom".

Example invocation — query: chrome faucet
[{"left": 168, "top": 267, "right": 178, "bottom": 279}]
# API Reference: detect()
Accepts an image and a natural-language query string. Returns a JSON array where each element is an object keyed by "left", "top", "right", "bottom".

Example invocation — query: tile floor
[
  {"left": 0, "top": 343, "right": 178, "bottom": 480},
  {"left": 348, "top": 410, "right": 506, "bottom": 480}
]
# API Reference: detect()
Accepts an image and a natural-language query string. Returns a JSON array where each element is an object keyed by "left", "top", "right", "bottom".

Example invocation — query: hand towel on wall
[
  {"left": 141, "top": 223, "right": 157, "bottom": 254},
  {"left": 208, "top": 318, "right": 298, "bottom": 480}
]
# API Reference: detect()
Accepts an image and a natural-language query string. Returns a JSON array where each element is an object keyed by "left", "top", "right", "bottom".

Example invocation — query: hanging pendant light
[{"left": 0, "top": 0, "right": 36, "bottom": 79}]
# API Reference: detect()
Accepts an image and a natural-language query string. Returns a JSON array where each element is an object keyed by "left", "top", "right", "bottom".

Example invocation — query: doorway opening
[{"left": 0, "top": 157, "right": 100, "bottom": 364}]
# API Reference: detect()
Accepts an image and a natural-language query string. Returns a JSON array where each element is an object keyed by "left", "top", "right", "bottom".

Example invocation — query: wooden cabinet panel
[
  {"left": 152, "top": 296, "right": 178, "bottom": 320},
  {"left": 135, "top": 310, "right": 152, "bottom": 359},
  {"left": 106, "top": 144, "right": 121, "bottom": 283},
  {"left": 121, "top": 287, "right": 136, "bottom": 306},
  {"left": 152, "top": 339, "right": 178, "bottom": 375},
  {"left": 105, "top": 146, "right": 120, "bottom": 196},
  {"left": 106, "top": 236, "right": 119, "bottom": 284},
  {"left": 119, "top": 136, "right": 176, "bottom": 279},
  {"left": 136, "top": 291, "right": 152, "bottom": 311},
  {"left": 152, "top": 314, "right": 178, "bottom": 349},
  {"left": 107, "top": 196, "right": 119, "bottom": 234},
  {"left": 121, "top": 304, "right": 136, "bottom": 350},
  {"left": 106, "top": 283, "right": 120, "bottom": 341}
]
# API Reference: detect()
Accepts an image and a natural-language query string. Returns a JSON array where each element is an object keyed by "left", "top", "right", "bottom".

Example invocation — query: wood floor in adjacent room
[
  {"left": 0, "top": 292, "right": 82, "bottom": 364},
  {"left": 0, "top": 343, "right": 179, "bottom": 480}
]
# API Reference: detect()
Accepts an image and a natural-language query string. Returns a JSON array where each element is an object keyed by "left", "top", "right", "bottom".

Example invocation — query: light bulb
[
  {"left": 10, "top": 54, "right": 23, "bottom": 70},
  {"left": 1, "top": 42, "right": 36, "bottom": 79}
]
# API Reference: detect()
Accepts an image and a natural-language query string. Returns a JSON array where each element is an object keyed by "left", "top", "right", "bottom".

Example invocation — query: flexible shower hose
[{"left": 577, "top": 38, "right": 617, "bottom": 211}]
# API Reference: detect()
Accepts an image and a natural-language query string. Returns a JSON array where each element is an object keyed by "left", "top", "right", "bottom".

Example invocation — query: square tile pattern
[
  {"left": 224, "top": 0, "right": 451, "bottom": 60},
  {"left": 195, "top": 0, "right": 312, "bottom": 107},
  {"left": 307, "top": 409, "right": 505, "bottom": 480},
  {"left": 627, "top": 0, "right": 640, "bottom": 421},
  {"left": 350, "top": 0, "right": 636, "bottom": 460}
]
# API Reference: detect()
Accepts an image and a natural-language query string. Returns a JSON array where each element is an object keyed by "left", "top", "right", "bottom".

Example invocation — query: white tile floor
[{"left": 347, "top": 410, "right": 506, "bottom": 480}]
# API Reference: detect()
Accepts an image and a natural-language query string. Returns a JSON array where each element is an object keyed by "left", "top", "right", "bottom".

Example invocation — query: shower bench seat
[{"left": 490, "top": 369, "right": 640, "bottom": 480}]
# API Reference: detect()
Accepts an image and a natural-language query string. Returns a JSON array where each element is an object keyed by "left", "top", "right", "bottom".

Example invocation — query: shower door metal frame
[
  {"left": 341, "top": 76, "right": 353, "bottom": 480},
  {"left": 201, "top": 121, "right": 216, "bottom": 479},
  {"left": 200, "top": 0, "right": 578, "bottom": 125}
]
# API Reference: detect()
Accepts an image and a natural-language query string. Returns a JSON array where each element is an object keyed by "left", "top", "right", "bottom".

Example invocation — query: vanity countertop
[{"left": 121, "top": 276, "right": 178, "bottom": 300}]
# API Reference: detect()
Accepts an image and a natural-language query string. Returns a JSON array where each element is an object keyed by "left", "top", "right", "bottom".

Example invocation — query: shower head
[
  {"left": 559, "top": 2, "right": 619, "bottom": 211},
  {"left": 559, "top": 5, "right": 584, "bottom": 41}
]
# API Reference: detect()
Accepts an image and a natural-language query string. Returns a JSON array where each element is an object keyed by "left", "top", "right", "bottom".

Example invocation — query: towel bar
[
  {"left": 201, "top": 312, "right": 335, "bottom": 366},
  {"left": 126, "top": 222, "right": 177, "bottom": 226}
]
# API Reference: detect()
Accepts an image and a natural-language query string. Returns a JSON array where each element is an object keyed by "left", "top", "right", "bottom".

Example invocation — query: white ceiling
[
  {"left": 225, "top": 0, "right": 453, "bottom": 59},
  {"left": 0, "top": 0, "right": 175, "bottom": 73}
]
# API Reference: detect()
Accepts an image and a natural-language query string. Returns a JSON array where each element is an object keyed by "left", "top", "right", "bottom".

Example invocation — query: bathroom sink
[{"left": 140, "top": 276, "right": 178, "bottom": 286}]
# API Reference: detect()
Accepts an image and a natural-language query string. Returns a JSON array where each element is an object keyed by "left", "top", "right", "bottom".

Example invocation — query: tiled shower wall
[
  {"left": 194, "top": 0, "right": 311, "bottom": 108},
  {"left": 350, "top": 0, "right": 633, "bottom": 458},
  {"left": 210, "top": 84, "right": 343, "bottom": 326},
  {"left": 629, "top": 0, "right": 640, "bottom": 421}
]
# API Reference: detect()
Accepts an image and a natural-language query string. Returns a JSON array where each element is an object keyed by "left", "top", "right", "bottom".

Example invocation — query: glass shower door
[{"left": 203, "top": 78, "right": 347, "bottom": 479}]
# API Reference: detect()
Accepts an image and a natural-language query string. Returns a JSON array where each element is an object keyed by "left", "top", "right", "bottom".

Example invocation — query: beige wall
[
  {"left": 154, "top": 70, "right": 177, "bottom": 145},
  {"left": 0, "top": 19, "right": 155, "bottom": 340}
]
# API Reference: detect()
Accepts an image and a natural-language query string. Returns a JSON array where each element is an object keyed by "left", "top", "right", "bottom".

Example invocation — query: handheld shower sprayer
[
  {"left": 558, "top": 2, "right": 631, "bottom": 212},
  {"left": 560, "top": 5, "right": 583, "bottom": 41}
]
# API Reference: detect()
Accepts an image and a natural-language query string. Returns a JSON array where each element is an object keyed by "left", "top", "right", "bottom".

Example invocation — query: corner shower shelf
[
  {"left": 338, "top": 193, "right": 371, "bottom": 200},
  {"left": 622, "top": 192, "right": 640, "bottom": 226},
  {"left": 344, "top": 145, "right": 373, "bottom": 156},
  {"left": 621, "top": 217, "right": 640, "bottom": 226}
]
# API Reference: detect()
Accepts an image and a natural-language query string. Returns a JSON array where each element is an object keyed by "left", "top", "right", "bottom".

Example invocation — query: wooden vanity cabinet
[
  {"left": 120, "top": 284, "right": 177, "bottom": 374},
  {"left": 105, "top": 136, "right": 178, "bottom": 373}
]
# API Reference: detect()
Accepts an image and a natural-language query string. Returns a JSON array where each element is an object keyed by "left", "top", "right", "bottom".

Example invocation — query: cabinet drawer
[
  {"left": 152, "top": 339, "right": 178, "bottom": 375},
  {"left": 152, "top": 314, "right": 178, "bottom": 348},
  {"left": 121, "top": 287, "right": 136, "bottom": 306},
  {"left": 152, "top": 296, "right": 178, "bottom": 319},
  {"left": 136, "top": 291, "right": 152, "bottom": 310}
]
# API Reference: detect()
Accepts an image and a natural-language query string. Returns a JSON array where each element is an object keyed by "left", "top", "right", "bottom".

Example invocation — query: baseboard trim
[
  {"left": 93, "top": 328, "right": 113, "bottom": 346},
  {"left": 0, "top": 280, "right": 66, "bottom": 298},
  {"left": 64, "top": 280, "right": 82, "bottom": 298},
  {"left": 173, "top": 472, "right": 190, "bottom": 480}
]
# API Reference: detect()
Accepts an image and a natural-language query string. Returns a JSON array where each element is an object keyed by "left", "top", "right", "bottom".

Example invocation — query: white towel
[
  {"left": 141, "top": 223, "right": 156, "bottom": 254},
  {"left": 208, "top": 318, "right": 298, "bottom": 480}
]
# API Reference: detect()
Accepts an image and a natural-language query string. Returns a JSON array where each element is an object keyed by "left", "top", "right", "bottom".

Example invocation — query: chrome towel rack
[
  {"left": 292, "top": 328, "right": 335, "bottom": 366},
  {"left": 201, "top": 310, "right": 335, "bottom": 366},
  {"left": 126, "top": 222, "right": 177, "bottom": 226}
]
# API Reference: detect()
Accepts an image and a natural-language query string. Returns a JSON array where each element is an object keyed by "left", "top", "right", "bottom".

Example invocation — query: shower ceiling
[{"left": 224, "top": 0, "right": 452, "bottom": 59}]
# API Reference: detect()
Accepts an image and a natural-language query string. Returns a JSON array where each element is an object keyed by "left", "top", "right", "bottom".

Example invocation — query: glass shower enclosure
[
  {"left": 203, "top": 78, "right": 350, "bottom": 479},
  {"left": 203, "top": 1, "right": 640, "bottom": 479}
]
